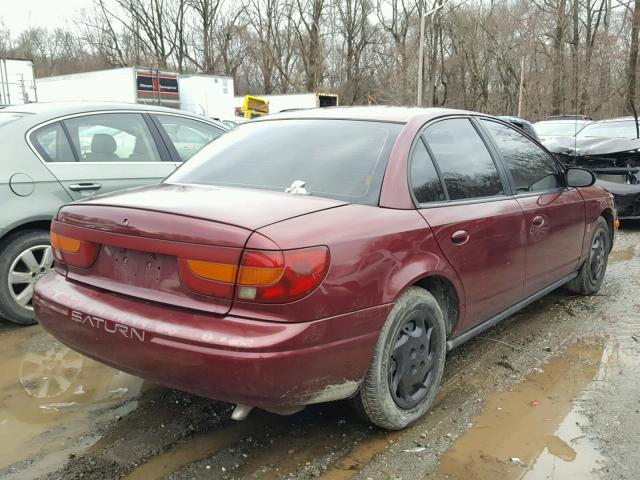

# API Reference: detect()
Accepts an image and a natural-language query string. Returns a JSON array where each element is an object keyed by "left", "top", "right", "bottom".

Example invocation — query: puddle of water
[
  {"left": 609, "top": 245, "right": 636, "bottom": 263},
  {"left": 437, "top": 338, "right": 607, "bottom": 480},
  {"left": 0, "top": 325, "right": 148, "bottom": 472},
  {"left": 317, "top": 433, "right": 394, "bottom": 480}
]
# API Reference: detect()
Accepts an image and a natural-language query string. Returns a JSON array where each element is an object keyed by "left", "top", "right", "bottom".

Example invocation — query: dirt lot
[{"left": 1, "top": 222, "right": 639, "bottom": 480}]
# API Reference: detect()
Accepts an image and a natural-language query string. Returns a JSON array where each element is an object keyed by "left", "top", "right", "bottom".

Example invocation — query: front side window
[
  {"left": 63, "top": 113, "right": 161, "bottom": 162},
  {"left": 167, "top": 119, "right": 402, "bottom": 206},
  {"left": 424, "top": 118, "right": 504, "bottom": 200},
  {"left": 481, "top": 120, "right": 563, "bottom": 193},
  {"left": 410, "top": 138, "right": 445, "bottom": 204},
  {"left": 31, "top": 122, "right": 74, "bottom": 162},
  {"left": 155, "top": 115, "right": 224, "bottom": 161}
]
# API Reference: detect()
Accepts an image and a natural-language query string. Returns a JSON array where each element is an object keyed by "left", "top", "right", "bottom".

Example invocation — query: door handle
[
  {"left": 451, "top": 230, "right": 470, "bottom": 245},
  {"left": 531, "top": 215, "right": 545, "bottom": 228},
  {"left": 68, "top": 183, "right": 102, "bottom": 192}
]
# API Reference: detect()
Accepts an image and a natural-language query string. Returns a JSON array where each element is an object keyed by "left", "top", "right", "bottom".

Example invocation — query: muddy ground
[{"left": 1, "top": 222, "right": 639, "bottom": 480}]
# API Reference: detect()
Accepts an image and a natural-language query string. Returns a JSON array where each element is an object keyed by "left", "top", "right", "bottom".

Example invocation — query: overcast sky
[{"left": 1, "top": 0, "right": 87, "bottom": 34}]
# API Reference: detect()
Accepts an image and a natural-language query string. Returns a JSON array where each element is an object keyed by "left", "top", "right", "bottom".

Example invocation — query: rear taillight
[
  {"left": 237, "top": 247, "right": 329, "bottom": 303},
  {"left": 179, "top": 246, "right": 329, "bottom": 303},
  {"left": 50, "top": 228, "right": 99, "bottom": 268}
]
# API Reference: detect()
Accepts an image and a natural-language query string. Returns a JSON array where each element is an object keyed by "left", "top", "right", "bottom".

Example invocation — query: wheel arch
[
  {"left": 0, "top": 219, "right": 52, "bottom": 250},
  {"left": 599, "top": 208, "right": 614, "bottom": 252},
  {"left": 411, "top": 274, "right": 461, "bottom": 337}
]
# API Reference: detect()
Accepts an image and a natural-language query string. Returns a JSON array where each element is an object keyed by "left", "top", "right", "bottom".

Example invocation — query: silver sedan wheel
[{"left": 8, "top": 244, "right": 54, "bottom": 311}]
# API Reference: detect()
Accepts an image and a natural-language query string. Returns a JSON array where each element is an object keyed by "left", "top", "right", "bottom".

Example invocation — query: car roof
[
  {"left": 497, "top": 115, "right": 533, "bottom": 125},
  {"left": 253, "top": 106, "right": 476, "bottom": 124},
  {"left": 535, "top": 119, "right": 591, "bottom": 124},
  {"left": 0, "top": 101, "right": 225, "bottom": 129},
  {"left": 2, "top": 101, "right": 215, "bottom": 119},
  {"left": 587, "top": 117, "right": 638, "bottom": 124}
]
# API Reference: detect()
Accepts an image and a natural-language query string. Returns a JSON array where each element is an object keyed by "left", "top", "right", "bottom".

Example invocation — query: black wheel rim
[
  {"left": 388, "top": 308, "right": 438, "bottom": 410},
  {"left": 589, "top": 230, "right": 607, "bottom": 284}
]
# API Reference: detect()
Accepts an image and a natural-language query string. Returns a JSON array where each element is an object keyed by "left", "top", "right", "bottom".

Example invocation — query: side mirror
[{"left": 566, "top": 167, "right": 596, "bottom": 188}]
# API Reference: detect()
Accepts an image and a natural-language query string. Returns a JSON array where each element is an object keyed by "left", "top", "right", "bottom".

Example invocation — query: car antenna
[{"left": 630, "top": 100, "right": 640, "bottom": 140}]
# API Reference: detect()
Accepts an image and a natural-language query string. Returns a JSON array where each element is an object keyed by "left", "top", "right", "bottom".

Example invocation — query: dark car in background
[
  {"left": 34, "top": 107, "right": 614, "bottom": 430},
  {"left": 0, "top": 102, "right": 226, "bottom": 325},
  {"left": 545, "top": 117, "right": 640, "bottom": 219},
  {"left": 497, "top": 116, "right": 540, "bottom": 141}
]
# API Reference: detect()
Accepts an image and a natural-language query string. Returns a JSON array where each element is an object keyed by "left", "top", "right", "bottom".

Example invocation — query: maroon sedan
[{"left": 34, "top": 107, "right": 615, "bottom": 430}]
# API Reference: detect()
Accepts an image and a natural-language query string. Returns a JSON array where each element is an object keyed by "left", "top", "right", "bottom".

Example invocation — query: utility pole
[
  {"left": 517, "top": 57, "right": 525, "bottom": 118},
  {"left": 416, "top": 0, "right": 454, "bottom": 107},
  {"left": 417, "top": 3, "right": 426, "bottom": 107}
]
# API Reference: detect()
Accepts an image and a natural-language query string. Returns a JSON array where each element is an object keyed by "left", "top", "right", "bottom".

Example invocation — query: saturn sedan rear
[{"left": 34, "top": 107, "right": 614, "bottom": 430}]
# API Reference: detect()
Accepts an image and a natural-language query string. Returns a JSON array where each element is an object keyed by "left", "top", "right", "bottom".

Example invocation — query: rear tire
[
  {"left": 0, "top": 230, "right": 53, "bottom": 325},
  {"left": 566, "top": 216, "right": 609, "bottom": 295},
  {"left": 353, "top": 287, "right": 447, "bottom": 430}
]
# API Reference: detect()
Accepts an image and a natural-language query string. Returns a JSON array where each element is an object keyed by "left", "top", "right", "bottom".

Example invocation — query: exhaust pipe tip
[{"left": 231, "top": 404, "right": 254, "bottom": 421}]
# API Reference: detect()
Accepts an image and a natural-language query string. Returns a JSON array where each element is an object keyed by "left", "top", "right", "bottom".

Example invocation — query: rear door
[
  {"left": 31, "top": 112, "right": 176, "bottom": 200},
  {"left": 412, "top": 117, "right": 527, "bottom": 332},
  {"left": 478, "top": 119, "right": 585, "bottom": 295}
]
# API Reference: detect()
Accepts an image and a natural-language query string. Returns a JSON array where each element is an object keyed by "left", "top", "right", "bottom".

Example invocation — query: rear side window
[
  {"left": 424, "top": 118, "right": 504, "bottom": 200},
  {"left": 63, "top": 113, "right": 161, "bottom": 162},
  {"left": 167, "top": 119, "right": 402, "bottom": 206},
  {"left": 480, "top": 120, "right": 563, "bottom": 193},
  {"left": 155, "top": 115, "right": 224, "bottom": 161},
  {"left": 31, "top": 122, "right": 74, "bottom": 162},
  {"left": 410, "top": 139, "right": 445, "bottom": 203}
]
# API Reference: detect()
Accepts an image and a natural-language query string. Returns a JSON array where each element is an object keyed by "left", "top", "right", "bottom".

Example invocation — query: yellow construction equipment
[{"left": 241, "top": 95, "right": 269, "bottom": 119}]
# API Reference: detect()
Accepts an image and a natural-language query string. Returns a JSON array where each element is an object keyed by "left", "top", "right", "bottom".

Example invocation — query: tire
[
  {"left": 0, "top": 230, "right": 53, "bottom": 325},
  {"left": 353, "top": 286, "right": 447, "bottom": 430},
  {"left": 566, "top": 216, "right": 610, "bottom": 295}
]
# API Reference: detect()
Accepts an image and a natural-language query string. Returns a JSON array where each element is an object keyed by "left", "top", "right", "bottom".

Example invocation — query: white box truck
[
  {"left": 36, "top": 67, "right": 181, "bottom": 108},
  {"left": 0, "top": 58, "right": 37, "bottom": 105},
  {"left": 234, "top": 92, "right": 338, "bottom": 115},
  {"left": 179, "top": 74, "right": 235, "bottom": 119}
]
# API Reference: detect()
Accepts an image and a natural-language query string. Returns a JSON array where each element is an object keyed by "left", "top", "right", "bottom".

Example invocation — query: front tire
[
  {"left": 566, "top": 217, "right": 610, "bottom": 295},
  {"left": 0, "top": 230, "right": 53, "bottom": 325},
  {"left": 353, "top": 287, "right": 447, "bottom": 430}
]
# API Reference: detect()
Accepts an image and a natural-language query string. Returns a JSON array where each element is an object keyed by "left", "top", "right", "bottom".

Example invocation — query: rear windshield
[
  {"left": 0, "top": 112, "right": 27, "bottom": 127},
  {"left": 166, "top": 119, "right": 403, "bottom": 205}
]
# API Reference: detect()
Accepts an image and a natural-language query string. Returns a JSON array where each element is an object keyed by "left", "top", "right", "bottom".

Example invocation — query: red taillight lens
[
  {"left": 236, "top": 247, "right": 329, "bottom": 303},
  {"left": 50, "top": 229, "right": 99, "bottom": 268},
  {"left": 179, "top": 246, "right": 329, "bottom": 303}
]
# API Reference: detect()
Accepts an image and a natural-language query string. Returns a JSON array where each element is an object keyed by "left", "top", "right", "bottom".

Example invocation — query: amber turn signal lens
[
  {"left": 186, "top": 260, "right": 237, "bottom": 283},
  {"left": 614, "top": 219, "right": 620, "bottom": 229},
  {"left": 50, "top": 232, "right": 81, "bottom": 253}
]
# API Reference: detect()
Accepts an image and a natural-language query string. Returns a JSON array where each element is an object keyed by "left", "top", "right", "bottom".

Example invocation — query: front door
[
  {"left": 411, "top": 118, "right": 527, "bottom": 334},
  {"left": 479, "top": 119, "right": 586, "bottom": 295}
]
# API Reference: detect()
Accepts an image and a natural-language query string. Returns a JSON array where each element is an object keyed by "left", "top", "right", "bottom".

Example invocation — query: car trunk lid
[{"left": 54, "top": 184, "right": 347, "bottom": 315}]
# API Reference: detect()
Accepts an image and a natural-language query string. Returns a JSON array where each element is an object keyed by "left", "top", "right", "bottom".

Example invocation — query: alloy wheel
[
  {"left": 7, "top": 244, "right": 54, "bottom": 312},
  {"left": 388, "top": 310, "right": 438, "bottom": 409}
]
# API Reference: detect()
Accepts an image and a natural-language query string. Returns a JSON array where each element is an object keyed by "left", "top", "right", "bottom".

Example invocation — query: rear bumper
[{"left": 33, "top": 273, "right": 390, "bottom": 408}]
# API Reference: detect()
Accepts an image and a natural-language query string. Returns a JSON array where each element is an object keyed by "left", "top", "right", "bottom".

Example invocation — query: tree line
[{"left": 1, "top": 0, "right": 639, "bottom": 121}]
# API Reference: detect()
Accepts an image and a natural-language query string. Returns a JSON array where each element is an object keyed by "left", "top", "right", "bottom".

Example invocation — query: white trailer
[
  {"left": 36, "top": 67, "right": 181, "bottom": 108},
  {"left": 234, "top": 92, "right": 338, "bottom": 115},
  {"left": 0, "top": 58, "right": 37, "bottom": 105},
  {"left": 179, "top": 74, "right": 235, "bottom": 119}
]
